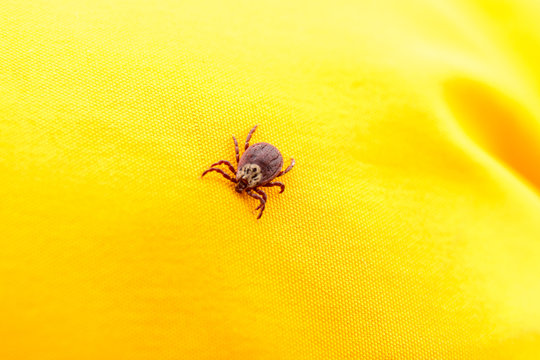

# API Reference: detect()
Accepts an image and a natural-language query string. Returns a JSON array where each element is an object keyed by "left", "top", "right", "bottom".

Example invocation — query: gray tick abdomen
[{"left": 238, "top": 142, "right": 283, "bottom": 184}]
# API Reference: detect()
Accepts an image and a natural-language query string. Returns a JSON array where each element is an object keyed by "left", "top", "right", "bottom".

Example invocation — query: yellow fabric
[{"left": 1, "top": 0, "right": 540, "bottom": 358}]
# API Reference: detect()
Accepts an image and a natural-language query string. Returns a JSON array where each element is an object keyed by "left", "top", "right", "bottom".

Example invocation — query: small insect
[{"left": 201, "top": 125, "right": 295, "bottom": 219}]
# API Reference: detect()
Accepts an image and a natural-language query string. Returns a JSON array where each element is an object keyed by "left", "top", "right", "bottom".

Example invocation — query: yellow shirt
[{"left": 1, "top": 0, "right": 540, "bottom": 358}]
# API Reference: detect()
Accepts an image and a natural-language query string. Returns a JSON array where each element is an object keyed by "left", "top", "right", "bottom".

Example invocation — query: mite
[{"left": 201, "top": 125, "right": 295, "bottom": 219}]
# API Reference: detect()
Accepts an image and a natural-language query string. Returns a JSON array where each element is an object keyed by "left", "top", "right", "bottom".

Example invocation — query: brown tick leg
[
  {"left": 201, "top": 167, "right": 237, "bottom": 183},
  {"left": 261, "top": 181, "right": 285, "bottom": 193},
  {"left": 253, "top": 188, "right": 267, "bottom": 210},
  {"left": 247, "top": 189, "right": 265, "bottom": 219},
  {"left": 210, "top": 160, "right": 236, "bottom": 174},
  {"left": 245, "top": 125, "right": 258, "bottom": 151},
  {"left": 277, "top": 158, "right": 295, "bottom": 177},
  {"left": 232, "top": 136, "right": 240, "bottom": 164}
]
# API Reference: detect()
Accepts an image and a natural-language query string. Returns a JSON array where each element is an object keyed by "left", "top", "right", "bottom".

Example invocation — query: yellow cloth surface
[{"left": 2, "top": 0, "right": 540, "bottom": 358}]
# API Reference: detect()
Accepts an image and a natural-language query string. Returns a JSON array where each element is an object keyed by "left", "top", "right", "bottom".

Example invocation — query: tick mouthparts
[{"left": 235, "top": 179, "right": 248, "bottom": 193}]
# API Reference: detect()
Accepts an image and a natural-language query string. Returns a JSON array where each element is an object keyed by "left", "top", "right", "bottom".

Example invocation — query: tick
[{"left": 201, "top": 125, "right": 295, "bottom": 219}]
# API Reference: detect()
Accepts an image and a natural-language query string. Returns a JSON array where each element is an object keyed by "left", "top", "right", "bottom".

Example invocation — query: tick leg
[
  {"left": 210, "top": 160, "right": 236, "bottom": 174},
  {"left": 253, "top": 188, "right": 267, "bottom": 210},
  {"left": 277, "top": 158, "right": 295, "bottom": 177},
  {"left": 245, "top": 125, "right": 258, "bottom": 151},
  {"left": 247, "top": 189, "right": 266, "bottom": 219},
  {"left": 233, "top": 136, "right": 240, "bottom": 164},
  {"left": 261, "top": 181, "right": 285, "bottom": 193},
  {"left": 201, "top": 167, "right": 237, "bottom": 183}
]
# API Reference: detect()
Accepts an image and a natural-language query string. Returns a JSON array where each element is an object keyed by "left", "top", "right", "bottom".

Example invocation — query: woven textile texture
[{"left": 2, "top": 0, "right": 540, "bottom": 359}]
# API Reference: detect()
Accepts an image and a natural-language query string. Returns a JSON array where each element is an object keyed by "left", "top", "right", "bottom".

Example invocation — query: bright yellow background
[{"left": 2, "top": 0, "right": 540, "bottom": 359}]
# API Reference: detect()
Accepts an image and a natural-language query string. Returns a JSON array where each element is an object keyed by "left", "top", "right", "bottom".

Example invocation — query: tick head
[
  {"left": 235, "top": 163, "right": 262, "bottom": 192},
  {"left": 235, "top": 179, "right": 248, "bottom": 193}
]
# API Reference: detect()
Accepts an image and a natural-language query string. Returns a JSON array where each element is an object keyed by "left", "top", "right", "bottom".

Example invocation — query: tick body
[{"left": 201, "top": 125, "right": 295, "bottom": 219}]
